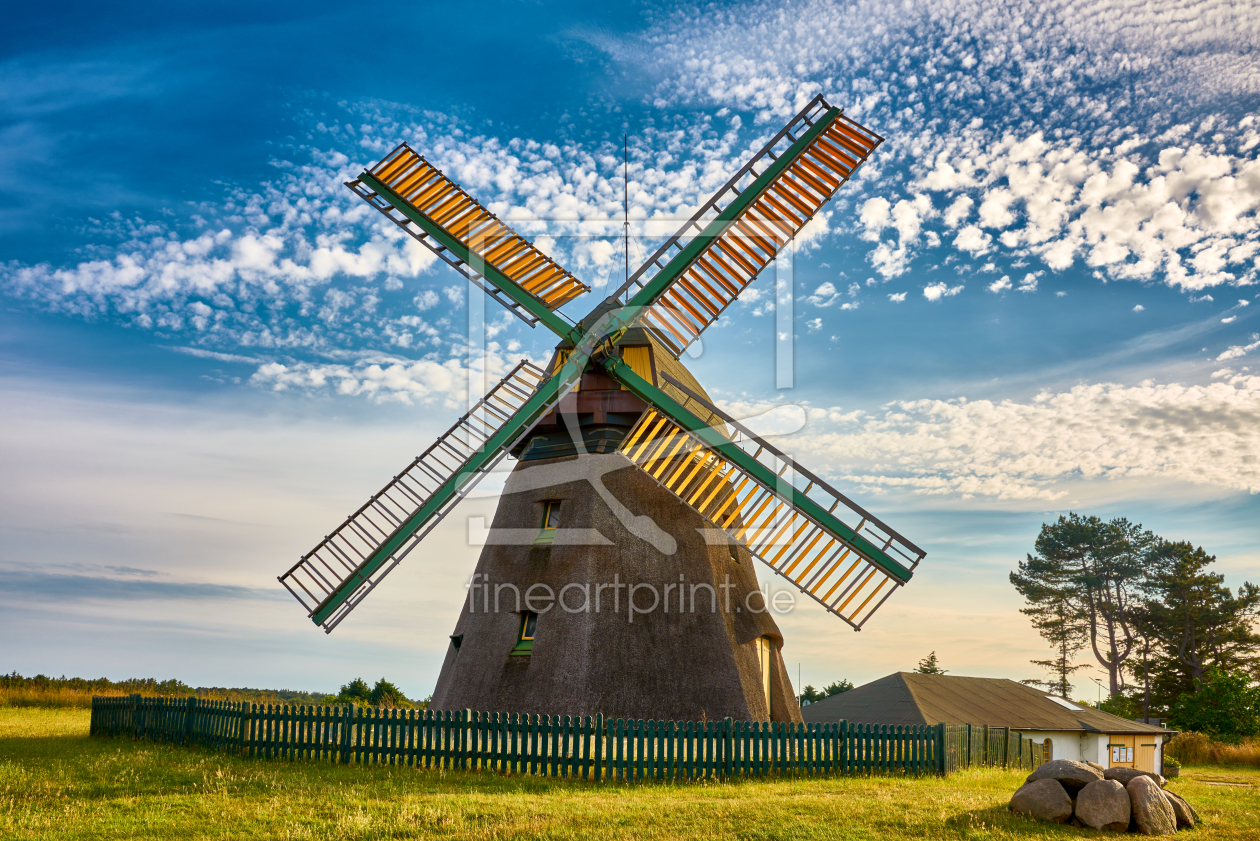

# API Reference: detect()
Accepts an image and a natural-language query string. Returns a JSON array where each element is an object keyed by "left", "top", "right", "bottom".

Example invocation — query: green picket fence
[{"left": 91, "top": 695, "right": 1044, "bottom": 780}]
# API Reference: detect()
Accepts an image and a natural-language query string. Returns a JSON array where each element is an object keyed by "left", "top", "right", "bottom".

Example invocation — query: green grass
[{"left": 3, "top": 708, "right": 1258, "bottom": 840}]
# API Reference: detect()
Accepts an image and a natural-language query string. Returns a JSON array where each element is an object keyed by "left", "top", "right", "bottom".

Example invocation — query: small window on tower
[
  {"left": 729, "top": 544, "right": 741, "bottom": 564},
  {"left": 510, "top": 611, "right": 537, "bottom": 656},
  {"left": 535, "top": 501, "right": 560, "bottom": 545}
]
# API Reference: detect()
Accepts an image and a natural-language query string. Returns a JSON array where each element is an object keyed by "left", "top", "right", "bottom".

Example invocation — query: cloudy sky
[{"left": 2, "top": 0, "right": 1257, "bottom": 702}]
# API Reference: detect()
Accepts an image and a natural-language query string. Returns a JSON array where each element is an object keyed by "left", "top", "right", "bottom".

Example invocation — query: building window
[
  {"left": 1043, "top": 738, "right": 1053, "bottom": 761},
  {"left": 757, "top": 636, "right": 773, "bottom": 715},
  {"left": 534, "top": 500, "right": 560, "bottom": 545},
  {"left": 510, "top": 611, "right": 537, "bottom": 656},
  {"left": 728, "top": 544, "right": 741, "bottom": 564}
]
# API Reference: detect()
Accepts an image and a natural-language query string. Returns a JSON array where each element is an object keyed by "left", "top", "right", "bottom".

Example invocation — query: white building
[{"left": 801, "top": 672, "right": 1174, "bottom": 774}]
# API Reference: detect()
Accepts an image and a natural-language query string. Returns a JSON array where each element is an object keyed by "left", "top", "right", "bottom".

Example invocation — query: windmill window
[
  {"left": 510, "top": 611, "right": 537, "bottom": 656},
  {"left": 1043, "top": 738, "right": 1053, "bottom": 761},
  {"left": 534, "top": 501, "right": 560, "bottom": 545},
  {"left": 729, "top": 545, "right": 740, "bottom": 564}
]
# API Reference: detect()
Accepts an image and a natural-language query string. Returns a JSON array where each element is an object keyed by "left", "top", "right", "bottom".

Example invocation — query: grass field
[{"left": 3, "top": 708, "right": 1258, "bottom": 840}]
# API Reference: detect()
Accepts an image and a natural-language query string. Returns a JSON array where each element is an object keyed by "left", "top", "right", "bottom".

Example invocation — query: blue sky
[{"left": 2, "top": 0, "right": 1258, "bottom": 701}]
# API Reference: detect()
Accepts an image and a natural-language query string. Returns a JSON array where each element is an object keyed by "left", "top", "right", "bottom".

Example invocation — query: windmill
[{"left": 279, "top": 95, "right": 926, "bottom": 722}]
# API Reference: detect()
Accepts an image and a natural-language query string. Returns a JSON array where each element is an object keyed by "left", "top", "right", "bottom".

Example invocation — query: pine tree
[
  {"left": 1142, "top": 542, "right": 1260, "bottom": 694},
  {"left": 1010, "top": 513, "right": 1156, "bottom": 697},
  {"left": 916, "top": 652, "right": 947, "bottom": 674},
  {"left": 1022, "top": 602, "right": 1089, "bottom": 699}
]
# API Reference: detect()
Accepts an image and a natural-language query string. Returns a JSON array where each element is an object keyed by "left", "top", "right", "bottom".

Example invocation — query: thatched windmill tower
[{"left": 279, "top": 95, "right": 927, "bottom": 723}]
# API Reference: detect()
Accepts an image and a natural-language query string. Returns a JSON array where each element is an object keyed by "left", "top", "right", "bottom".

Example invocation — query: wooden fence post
[
  {"left": 340, "top": 705, "right": 355, "bottom": 765},
  {"left": 185, "top": 696, "right": 196, "bottom": 745},
  {"left": 723, "top": 718, "right": 733, "bottom": 779},
  {"left": 241, "top": 702, "right": 252, "bottom": 756},
  {"left": 592, "top": 713, "right": 604, "bottom": 781},
  {"left": 460, "top": 709, "right": 471, "bottom": 771}
]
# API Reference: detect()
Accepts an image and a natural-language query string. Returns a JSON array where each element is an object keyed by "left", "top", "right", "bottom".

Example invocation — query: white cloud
[
  {"left": 806, "top": 281, "right": 840, "bottom": 307},
  {"left": 248, "top": 346, "right": 528, "bottom": 406},
  {"left": 796, "top": 372, "right": 1260, "bottom": 499},
  {"left": 953, "top": 225, "right": 993, "bottom": 256},
  {"left": 1133, "top": 305, "right": 1146, "bottom": 312},
  {"left": 1056, "top": 291, "right": 1067, "bottom": 297},
  {"left": 858, "top": 197, "right": 891, "bottom": 241},
  {"left": 1217, "top": 334, "right": 1260, "bottom": 361},
  {"left": 918, "top": 135, "right": 1260, "bottom": 290},
  {"left": 638, "top": 0, "right": 1260, "bottom": 127},
  {"left": 1018, "top": 271, "right": 1043, "bottom": 293},
  {"left": 806, "top": 317, "right": 822, "bottom": 331},
  {"left": 888, "top": 291, "right": 907, "bottom": 302},
  {"left": 624, "top": 0, "right": 1260, "bottom": 291},
  {"left": 978, "top": 188, "right": 1017, "bottom": 229},
  {"left": 943, "top": 196, "right": 974, "bottom": 229},
  {"left": 1223, "top": 316, "right": 1237, "bottom": 323},
  {"left": 923, "top": 282, "right": 964, "bottom": 301},
  {"left": 988, "top": 276, "right": 1012, "bottom": 294}
]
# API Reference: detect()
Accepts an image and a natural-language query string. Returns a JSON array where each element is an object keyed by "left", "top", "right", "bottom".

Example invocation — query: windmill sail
[
  {"left": 607, "top": 358, "right": 923, "bottom": 630},
  {"left": 612, "top": 95, "right": 881, "bottom": 356},
  {"left": 347, "top": 144, "right": 589, "bottom": 333},
  {"left": 281, "top": 95, "right": 922, "bottom": 643},
  {"left": 280, "top": 360, "right": 554, "bottom": 632}
]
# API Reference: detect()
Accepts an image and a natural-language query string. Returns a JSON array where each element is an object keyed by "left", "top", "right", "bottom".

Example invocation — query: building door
[
  {"left": 1135, "top": 740, "right": 1158, "bottom": 773},
  {"left": 1107, "top": 735, "right": 1136, "bottom": 768},
  {"left": 756, "top": 636, "right": 772, "bottom": 716}
]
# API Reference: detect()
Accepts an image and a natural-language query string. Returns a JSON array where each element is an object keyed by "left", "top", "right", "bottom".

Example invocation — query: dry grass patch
[{"left": 1168, "top": 731, "right": 1260, "bottom": 768}]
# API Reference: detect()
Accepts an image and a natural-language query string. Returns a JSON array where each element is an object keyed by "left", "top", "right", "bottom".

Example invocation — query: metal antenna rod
[{"left": 623, "top": 134, "right": 629, "bottom": 285}]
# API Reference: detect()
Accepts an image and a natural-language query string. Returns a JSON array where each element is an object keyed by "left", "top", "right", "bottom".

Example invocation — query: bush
[
  {"left": 1096, "top": 692, "right": 1141, "bottom": 719},
  {"left": 1169, "top": 667, "right": 1260, "bottom": 742},
  {"left": 333, "top": 678, "right": 372, "bottom": 704},
  {"left": 369, "top": 679, "right": 409, "bottom": 708},
  {"left": 331, "top": 677, "right": 416, "bottom": 708}
]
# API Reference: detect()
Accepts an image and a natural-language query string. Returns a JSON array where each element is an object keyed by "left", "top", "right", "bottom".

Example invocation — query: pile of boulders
[{"left": 1010, "top": 759, "right": 1199, "bottom": 834}]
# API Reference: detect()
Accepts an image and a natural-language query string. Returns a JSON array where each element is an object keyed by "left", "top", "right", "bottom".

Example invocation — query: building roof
[{"left": 800, "top": 672, "right": 1173, "bottom": 734}]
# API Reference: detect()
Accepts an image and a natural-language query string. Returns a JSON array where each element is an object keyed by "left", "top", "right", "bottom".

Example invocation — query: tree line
[
  {"left": 1, "top": 672, "right": 424, "bottom": 707},
  {"left": 1011, "top": 513, "right": 1260, "bottom": 739}
]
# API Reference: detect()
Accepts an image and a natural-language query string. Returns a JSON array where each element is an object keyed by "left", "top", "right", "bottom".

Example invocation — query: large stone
[
  {"left": 1026, "top": 758, "right": 1105, "bottom": 792},
  {"left": 1105, "top": 766, "right": 1167, "bottom": 788},
  {"left": 1011, "top": 778, "right": 1074, "bottom": 824},
  {"left": 1163, "top": 790, "right": 1198, "bottom": 829},
  {"left": 1128, "top": 775, "right": 1177, "bottom": 835},
  {"left": 1085, "top": 761, "right": 1105, "bottom": 773},
  {"left": 1075, "top": 779, "right": 1131, "bottom": 831}
]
